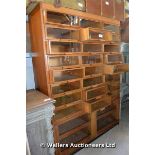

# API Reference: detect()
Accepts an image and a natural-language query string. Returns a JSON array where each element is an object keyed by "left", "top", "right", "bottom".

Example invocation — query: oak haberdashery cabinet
[{"left": 28, "top": 2, "right": 128, "bottom": 155}]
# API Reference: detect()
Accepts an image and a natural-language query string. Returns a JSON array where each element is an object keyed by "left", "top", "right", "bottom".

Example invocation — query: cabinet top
[
  {"left": 28, "top": 2, "right": 120, "bottom": 26},
  {"left": 26, "top": 90, "right": 55, "bottom": 111}
]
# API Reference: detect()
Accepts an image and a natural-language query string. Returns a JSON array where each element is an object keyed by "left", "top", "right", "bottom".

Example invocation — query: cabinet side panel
[{"left": 29, "top": 7, "right": 48, "bottom": 95}]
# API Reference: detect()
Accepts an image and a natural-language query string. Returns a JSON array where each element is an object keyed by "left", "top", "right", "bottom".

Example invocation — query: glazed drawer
[
  {"left": 83, "top": 43, "right": 104, "bottom": 53},
  {"left": 107, "top": 82, "right": 120, "bottom": 92},
  {"left": 86, "top": 98, "right": 111, "bottom": 112},
  {"left": 54, "top": 103, "right": 83, "bottom": 123},
  {"left": 58, "top": 114, "right": 89, "bottom": 136},
  {"left": 80, "top": 19, "right": 103, "bottom": 29},
  {"left": 80, "top": 28, "right": 112, "bottom": 41},
  {"left": 97, "top": 114, "right": 116, "bottom": 132},
  {"left": 51, "top": 79, "right": 82, "bottom": 96},
  {"left": 44, "top": 11, "right": 79, "bottom": 26},
  {"left": 47, "top": 55, "right": 80, "bottom": 69},
  {"left": 45, "top": 25, "right": 79, "bottom": 41},
  {"left": 103, "top": 64, "right": 129, "bottom": 74},
  {"left": 103, "top": 53, "right": 123, "bottom": 64},
  {"left": 105, "top": 74, "right": 120, "bottom": 82},
  {"left": 82, "top": 54, "right": 103, "bottom": 65},
  {"left": 85, "top": 66, "right": 103, "bottom": 77},
  {"left": 112, "top": 33, "right": 120, "bottom": 42},
  {"left": 101, "top": 0, "right": 114, "bottom": 18},
  {"left": 47, "top": 41, "right": 82, "bottom": 54},
  {"left": 83, "top": 76, "right": 104, "bottom": 89},
  {"left": 86, "top": 0, "right": 101, "bottom": 15},
  {"left": 104, "top": 44, "right": 120, "bottom": 52},
  {"left": 50, "top": 68, "right": 83, "bottom": 83},
  {"left": 60, "top": 127, "right": 90, "bottom": 151},
  {"left": 54, "top": 91, "right": 82, "bottom": 110},
  {"left": 104, "top": 24, "right": 120, "bottom": 34},
  {"left": 83, "top": 86, "right": 106, "bottom": 101}
]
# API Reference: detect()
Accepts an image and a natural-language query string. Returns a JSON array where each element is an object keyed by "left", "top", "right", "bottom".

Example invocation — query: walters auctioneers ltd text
[{"left": 40, "top": 143, "right": 116, "bottom": 148}]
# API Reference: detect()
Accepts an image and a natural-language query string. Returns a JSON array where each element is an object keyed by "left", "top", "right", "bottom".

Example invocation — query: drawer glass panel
[
  {"left": 104, "top": 24, "right": 120, "bottom": 33},
  {"left": 54, "top": 92, "right": 81, "bottom": 107},
  {"left": 104, "top": 45, "right": 120, "bottom": 52},
  {"left": 46, "top": 26, "right": 79, "bottom": 40},
  {"left": 83, "top": 43, "right": 103, "bottom": 53},
  {"left": 87, "top": 86, "right": 106, "bottom": 100},
  {"left": 80, "top": 19, "right": 103, "bottom": 29},
  {"left": 49, "top": 42, "right": 81, "bottom": 53},
  {"left": 46, "top": 11, "right": 79, "bottom": 26},
  {"left": 52, "top": 80, "right": 81, "bottom": 95},
  {"left": 82, "top": 55, "right": 102, "bottom": 64},
  {"left": 89, "top": 30, "right": 104, "bottom": 40},
  {"left": 48, "top": 56, "right": 80, "bottom": 67},
  {"left": 83, "top": 76, "right": 103, "bottom": 87},
  {"left": 59, "top": 114, "right": 89, "bottom": 135},
  {"left": 53, "top": 69, "right": 83, "bottom": 82},
  {"left": 85, "top": 66, "right": 103, "bottom": 76}
]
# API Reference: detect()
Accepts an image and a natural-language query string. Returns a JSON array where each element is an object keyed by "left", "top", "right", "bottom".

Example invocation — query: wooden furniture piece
[
  {"left": 26, "top": 90, "right": 55, "bottom": 155},
  {"left": 86, "top": 0, "right": 125, "bottom": 20},
  {"left": 28, "top": 2, "right": 128, "bottom": 155}
]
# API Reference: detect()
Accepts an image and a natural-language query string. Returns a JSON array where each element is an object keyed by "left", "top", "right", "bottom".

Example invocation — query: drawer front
[
  {"left": 83, "top": 43, "right": 103, "bottom": 53},
  {"left": 80, "top": 19, "right": 103, "bottom": 29},
  {"left": 104, "top": 44, "right": 120, "bottom": 52},
  {"left": 51, "top": 80, "right": 82, "bottom": 96},
  {"left": 84, "top": 86, "right": 106, "bottom": 101},
  {"left": 112, "top": 34, "right": 120, "bottom": 42},
  {"left": 105, "top": 74, "right": 120, "bottom": 82},
  {"left": 114, "top": 0, "right": 125, "bottom": 21},
  {"left": 103, "top": 64, "right": 129, "bottom": 74},
  {"left": 46, "top": 25, "right": 79, "bottom": 40},
  {"left": 50, "top": 68, "right": 83, "bottom": 83},
  {"left": 85, "top": 66, "right": 103, "bottom": 77},
  {"left": 104, "top": 24, "right": 120, "bottom": 34},
  {"left": 48, "top": 55, "right": 80, "bottom": 68},
  {"left": 83, "top": 76, "right": 104, "bottom": 88},
  {"left": 90, "top": 98, "right": 111, "bottom": 112},
  {"left": 82, "top": 55, "right": 103, "bottom": 65},
  {"left": 102, "top": 0, "right": 114, "bottom": 18},
  {"left": 47, "top": 41, "right": 82, "bottom": 54},
  {"left": 54, "top": 91, "right": 82, "bottom": 109},
  {"left": 104, "top": 53, "right": 123, "bottom": 64},
  {"left": 86, "top": 0, "right": 101, "bottom": 15},
  {"left": 80, "top": 28, "right": 112, "bottom": 41},
  {"left": 107, "top": 82, "right": 120, "bottom": 92},
  {"left": 45, "top": 11, "right": 79, "bottom": 26}
]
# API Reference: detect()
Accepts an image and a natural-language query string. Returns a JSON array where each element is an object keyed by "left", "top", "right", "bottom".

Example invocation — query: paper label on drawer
[{"left": 99, "top": 34, "right": 103, "bottom": 38}]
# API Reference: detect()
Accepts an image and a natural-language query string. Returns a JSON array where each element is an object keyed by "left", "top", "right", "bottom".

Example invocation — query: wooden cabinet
[{"left": 28, "top": 2, "right": 127, "bottom": 154}]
